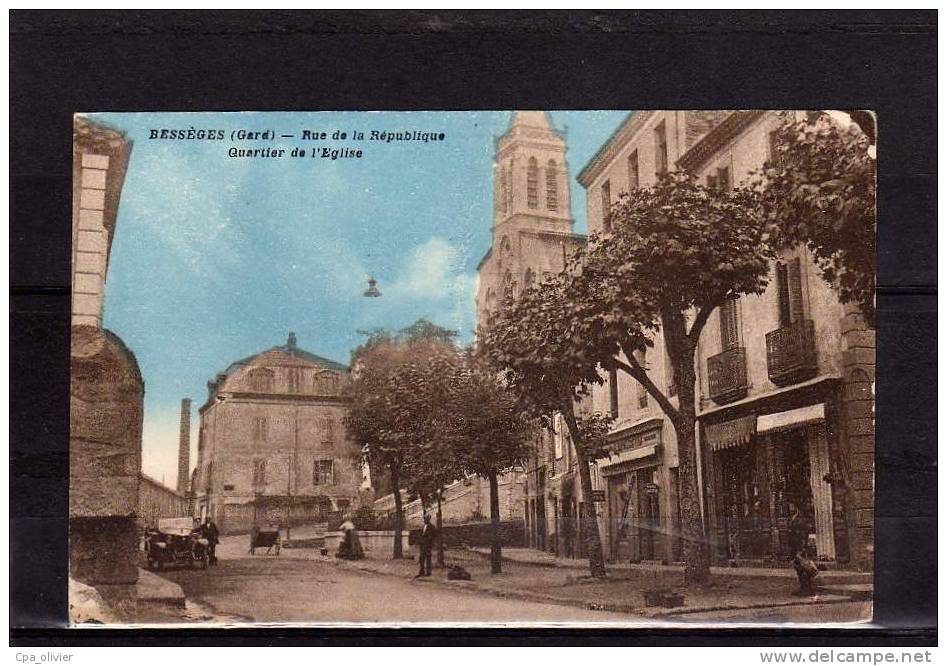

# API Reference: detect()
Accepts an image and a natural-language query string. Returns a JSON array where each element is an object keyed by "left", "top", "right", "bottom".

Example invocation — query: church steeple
[
  {"left": 493, "top": 110, "right": 572, "bottom": 232},
  {"left": 511, "top": 110, "right": 553, "bottom": 131}
]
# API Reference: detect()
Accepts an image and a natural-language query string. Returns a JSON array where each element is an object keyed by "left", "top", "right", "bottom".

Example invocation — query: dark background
[{"left": 10, "top": 10, "right": 937, "bottom": 645}]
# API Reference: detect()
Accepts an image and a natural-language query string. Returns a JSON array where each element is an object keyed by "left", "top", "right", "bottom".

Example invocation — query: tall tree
[
  {"left": 447, "top": 353, "right": 532, "bottom": 574},
  {"left": 757, "top": 111, "right": 877, "bottom": 326},
  {"left": 345, "top": 320, "right": 458, "bottom": 559},
  {"left": 480, "top": 280, "right": 614, "bottom": 579},
  {"left": 557, "top": 172, "right": 774, "bottom": 585},
  {"left": 401, "top": 349, "right": 465, "bottom": 567}
]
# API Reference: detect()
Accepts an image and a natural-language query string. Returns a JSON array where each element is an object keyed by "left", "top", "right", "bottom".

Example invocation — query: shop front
[
  {"left": 702, "top": 403, "right": 840, "bottom": 566},
  {"left": 599, "top": 419, "right": 679, "bottom": 564}
]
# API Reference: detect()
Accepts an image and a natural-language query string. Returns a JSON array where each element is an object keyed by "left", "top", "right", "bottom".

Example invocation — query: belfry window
[
  {"left": 545, "top": 160, "right": 558, "bottom": 211},
  {"left": 527, "top": 157, "right": 539, "bottom": 209}
]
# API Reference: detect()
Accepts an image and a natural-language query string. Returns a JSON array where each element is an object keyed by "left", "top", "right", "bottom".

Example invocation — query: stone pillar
[
  {"left": 177, "top": 398, "right": 191, "bottom": 495},
  {"left": 69, "top": 325, "right": 144, "bottom": 620},
  {"left": 837, "top": 304, "right": 876, "bottom": 570}
]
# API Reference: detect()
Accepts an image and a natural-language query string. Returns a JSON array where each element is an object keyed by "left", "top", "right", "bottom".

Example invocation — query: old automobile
[{"left": 145, "top": 517, "right": 210, "bottom": 570}]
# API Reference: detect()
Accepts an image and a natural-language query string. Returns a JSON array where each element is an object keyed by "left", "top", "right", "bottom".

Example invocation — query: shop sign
[
  {"left": 645, "top": 482, "right": 659, "bottom": 496},
  {"left": 591, "top": 490, "right": 606, "bottom": 502}
]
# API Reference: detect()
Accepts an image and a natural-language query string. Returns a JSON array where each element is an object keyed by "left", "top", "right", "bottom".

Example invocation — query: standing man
[
  {"left": 416, "top": 514, "right": 436, "bottom": 577},
  {"left": 203, "top": 518, "right": 220, "bottom": 565}
]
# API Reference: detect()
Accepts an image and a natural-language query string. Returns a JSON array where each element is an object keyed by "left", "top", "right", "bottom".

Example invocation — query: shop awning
[
  {"left": 705, "top": 415, "right": 756, "bottom": 451},
  {"left": 757, "top": 403, "right": 825, "bottom": 434},
  {"left": 599, "top": 444, "right": 660, "bottom": 476}
]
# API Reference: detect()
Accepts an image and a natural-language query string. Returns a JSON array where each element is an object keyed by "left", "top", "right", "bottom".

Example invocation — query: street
[{"left": 150, "top": 554, "right": 639, "bottom": 624}]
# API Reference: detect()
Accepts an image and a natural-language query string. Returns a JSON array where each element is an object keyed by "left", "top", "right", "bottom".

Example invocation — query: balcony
[
  {"left": 707, "top": 347, "right": 749, "bottom": 404},
  {"left": 766, "top": 319, "right": 818, "bottom": 386}
]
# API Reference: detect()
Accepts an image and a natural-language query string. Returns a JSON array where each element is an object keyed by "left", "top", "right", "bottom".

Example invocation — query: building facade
[
  {"left": 193, "top": 333, "right": 363, "bottom": 535},
  {"left": 577, "top": 110, "right": 874, "bottom": 570},
  {"left": 678, "top": 111, "right": 874, "bottom": 570},
  {"left": 577, "top": 111, "right": 729, "bottom": 564},
  {"left": 138, "top": 474, "right": 189, "bottom": 529},
  {"left": 69, "top": 117, "right": 142, "bottom": 619}
]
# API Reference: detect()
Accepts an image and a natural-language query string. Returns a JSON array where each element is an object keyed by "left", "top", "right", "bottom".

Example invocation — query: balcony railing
[
  {"left": 707, "top": 346, "right": 748, "bottom": 404},
  {"left": 765, "top": 319, "right": 818, "bottom": 386}
]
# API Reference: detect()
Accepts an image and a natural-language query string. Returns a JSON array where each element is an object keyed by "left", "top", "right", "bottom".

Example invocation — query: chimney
[{"left": 177, "top": 398, "right": 191, "bottom": 494}]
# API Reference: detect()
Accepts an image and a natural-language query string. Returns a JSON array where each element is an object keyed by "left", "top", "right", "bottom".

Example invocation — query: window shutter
[
  {"left": 776, "top": 262, "right": 791, "bottom": 327},
  {"left": 788, "top": 258, "right": 805, "bottom": 322},
  {"left": 601, "top": 181, "right": 611, "bottom": 230},
  {"left": 609, "top": 367, "right": 619, "bottom": 418},
  {"left": 634, "top": 349, "right": 648, "bottom": 407},
  {"left": 719, "top": 298, "right": 739, "bottom": 350}
]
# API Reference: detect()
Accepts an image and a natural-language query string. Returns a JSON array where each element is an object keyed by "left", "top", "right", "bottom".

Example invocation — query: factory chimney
[{"left": 177, "top": 398, "right": 192, "bottom": 494}]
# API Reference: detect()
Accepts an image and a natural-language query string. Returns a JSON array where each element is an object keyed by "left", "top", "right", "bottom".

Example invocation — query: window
[
  {"left": 716, "top": 166, "right": 731, "bottom": 191},
  {"left": 553, "top": 415, "right": 564, "bottom": 460},
  {"left": 315, "top": 372, "right": 339, "bottom": 395},
  {"left": 633, "top": 349, "right": 648, "bottom": 408},
  {"left": 545, "top": 160, "right": 559, "bottom": 211},
  {"left": 503, "top": 270, "right": 515, "bottom": 301},
  {"left": 335, "top": 498, "right": 350, "bottom": 513},
  {"left": 313, "top": 459, "right": 334, "bottom": 486},
  {"left": 247, "top": 368, "right": 273, "bottom": 392},
  {"left": 775, "top": 258, "right": 805, "bottom": 327},
  {"left": 252, "top": 459, "right": 267, "bottom": 487},
  {"left": 523, "top": 267, "right": 535, "bottom": 291},
  {"left": 663, "top": 341, "right": 677, "bottom": 397},
  {"left": 706, "top": 174, "right": 717, "bottom": 190},
  {"left": 628, "top": 150, "right": 640, "bottom": 190},
  {"left": 601, "top": 180, "right": 611, "bottom": 231},
  {"left": 654, "top": 121, "right": 669, "bottom": 177},
  {"left": 719, "top": 297, "right": 740, "bottom": 350},
  {"left": 288, "top": 367, "right": 302, "bottom": 393},
  {"left": 609, "top": 367, "right": 619, "bottom": 418},
  {"left": 321, "top": 417, "right": 335, "bottom": 445},
  {"left": 527, "top": 157, "right": 539, "bottom": 209},
  {"left": 253, "top": 416, "right": 268, "bottom": 442}
]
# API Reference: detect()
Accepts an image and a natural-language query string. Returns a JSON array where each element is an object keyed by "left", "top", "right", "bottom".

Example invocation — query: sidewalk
[
  {"left": 312, "top": 545, "right": 868, "bottom": 619},
  {"left": 471, "top": 547, "right": 873, "bottom": 585},
  {"left": 215, "top": 533, "right": 870, "bottom": 619}
]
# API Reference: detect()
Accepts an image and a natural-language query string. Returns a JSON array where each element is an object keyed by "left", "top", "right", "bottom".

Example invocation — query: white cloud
[{"left": 379, "top": 236, "right": 478, "bottom": 339}]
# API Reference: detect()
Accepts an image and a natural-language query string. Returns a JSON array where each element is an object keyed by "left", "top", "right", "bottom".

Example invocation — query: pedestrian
[
  {"left": 336, "top": 516, "right": 364, "bottom": 560},
  {"left": 788, "top": 502, "right": 817, "bottom": 595},
  {"left": 202, "top": 518, "right": 220, "bottom": 565},
  {"left": 415, "top": 514, "right": 436, "bottom": 577}
]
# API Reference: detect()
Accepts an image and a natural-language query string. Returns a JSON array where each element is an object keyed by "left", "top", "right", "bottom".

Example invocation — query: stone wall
[
  {"left": 69, "top": 325, "right": 144, "bottom": 621},
  {"left": 838, "top": 304, "right": 876, "bottom": 570}
]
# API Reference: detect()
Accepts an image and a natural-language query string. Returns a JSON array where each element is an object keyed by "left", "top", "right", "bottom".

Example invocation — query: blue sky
[{"left": 90, "top": 110, "right": 629, "bottom": 486}]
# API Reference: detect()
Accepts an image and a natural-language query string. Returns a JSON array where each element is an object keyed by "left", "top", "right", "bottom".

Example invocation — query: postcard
[{"left": 69, "top": 109, "right": 875, "bottom": 626}]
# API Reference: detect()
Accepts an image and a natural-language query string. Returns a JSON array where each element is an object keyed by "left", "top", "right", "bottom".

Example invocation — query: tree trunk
[
  {"left": 562, "top": 406, "right": 607, "bottom": 579},
  {"left": 672, "top": 340, "right": 711, "bottom": 586},
  {"left": 390, "top": 464, "right": 403, "bottom": 559},
  {"left": 487, "top": 469, "right": 502, "bottom": 574},
  {"left": 436, "top": 490, "right": 445, "bottom": 568}
]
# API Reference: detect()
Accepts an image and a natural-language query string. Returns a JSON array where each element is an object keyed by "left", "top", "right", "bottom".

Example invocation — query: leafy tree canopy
[{"left": 756, "top": 112, "right": 876, "bottom": 326}]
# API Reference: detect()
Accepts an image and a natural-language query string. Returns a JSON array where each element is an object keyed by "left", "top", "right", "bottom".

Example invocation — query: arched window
[
  {"left": 246, "top": 368, "right": 274, "bottom": 393},
  {"left": 527, "top": 157, "right": 539, "bottom": 209},
  {"left": 503, "top": 270, "right": 516, "bottom": 301},
  {"left": 546, "top": 160, "right": 559, "bottom": 211},
  {"left": 500, "top": 235, "right": 512, "bottom": 257},
  {"left": 314, "top": 371, "right": 340, "bottom": 395},
  {"left": 523, "top": 267, "right": 535, "bottom": 291}
]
